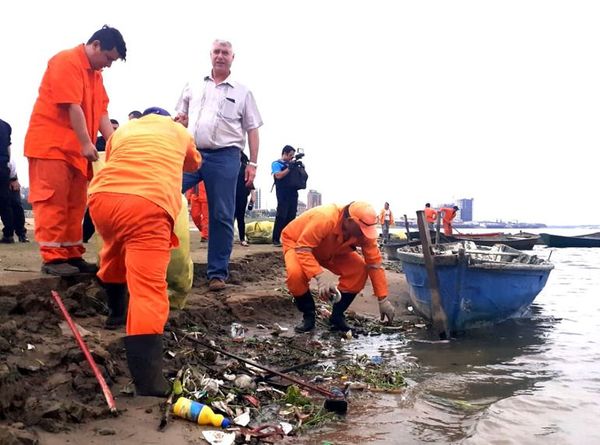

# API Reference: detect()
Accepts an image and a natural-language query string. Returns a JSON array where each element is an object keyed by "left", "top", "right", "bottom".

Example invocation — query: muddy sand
[{"left": 0, "top": 232, "right": 417, "bottom": 444}]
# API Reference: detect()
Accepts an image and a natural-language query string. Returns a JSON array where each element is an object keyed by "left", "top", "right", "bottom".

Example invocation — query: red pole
[{"left": 51, "top": 290, "right": 117, "bottom": 414}]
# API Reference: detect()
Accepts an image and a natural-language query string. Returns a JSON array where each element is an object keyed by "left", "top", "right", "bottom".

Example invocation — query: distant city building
[
  {"left": 255, "top": 188, "right": 262, "bottom": 210},
  {"left": 307, "top": 190, "right": 322, "bottom": 209},
  {"left": 297, "top": 200, "right": 307, "bottom": 214},
  {"left": 456, "top": 198, "right": 474, "bottom": 221}
]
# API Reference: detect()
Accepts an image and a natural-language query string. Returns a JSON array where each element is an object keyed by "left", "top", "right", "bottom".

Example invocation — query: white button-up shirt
[{"left": 175, "top": 74, "right": 263, "bottom": 150}]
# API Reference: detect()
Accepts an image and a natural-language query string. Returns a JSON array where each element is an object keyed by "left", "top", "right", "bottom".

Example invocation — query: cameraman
[{"left": 271, "top": 145, "right": 299, "bottom": 246}]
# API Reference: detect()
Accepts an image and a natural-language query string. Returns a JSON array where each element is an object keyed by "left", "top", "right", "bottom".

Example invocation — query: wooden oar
[{"left": 416, "top": 211, "right": 450, "bottom": 340}]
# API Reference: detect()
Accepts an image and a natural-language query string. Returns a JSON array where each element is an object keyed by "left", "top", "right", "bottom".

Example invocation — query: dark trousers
[
  {"left": 272, "top": 187, "right": 298, "bottom": 243},
  {"left": 0, "top": 166, "right": 11, "bottom": 237},
  {"left": 1, "top": 186, "right": 27, "bottom": 239},
  {"left": 235, "top": 190, "right": 249, "bottom": 242}
]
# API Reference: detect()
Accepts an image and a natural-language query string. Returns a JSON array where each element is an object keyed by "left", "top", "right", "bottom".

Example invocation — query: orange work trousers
[
  {"left": 186, "top": 183, "right": 208, "bottom": 239},
  {"left": 28, "top": 158, "right": 87, "bottom": 263},
  {"left": 89, "top": 192, "right": 173, "bottom": 336},
  {"left": 443, "top": 222, "right": 452, "bottom": 236},
  {"left": 284, "top": 249, "right": 368, "bottom": 297}
]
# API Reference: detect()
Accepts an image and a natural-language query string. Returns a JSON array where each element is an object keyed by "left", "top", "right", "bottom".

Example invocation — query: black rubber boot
[
  {"left": 124, "top": 334, "right": 170, "bottom": 397},
  {"left": 103, "top": 283, "right": 128, "bottom": 330},
  {"left": 294, "top": 292, "right": 316, "bottom": 333},
  {"left": 329, "top": 292, "right": 357, "bottom": 332}
]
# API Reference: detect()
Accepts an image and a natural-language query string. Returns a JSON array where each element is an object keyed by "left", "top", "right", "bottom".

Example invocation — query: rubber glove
[
  {"left": 378, "top": 297, "right": 395, "bottom": 323},
  {"left": 315, "top": 273, "right": 338, "bottom": 301}
]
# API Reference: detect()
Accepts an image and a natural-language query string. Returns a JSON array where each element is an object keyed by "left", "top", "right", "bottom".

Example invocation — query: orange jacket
[
  {"left": 25, "top": 45, "right": 109, "bottom": 177},
  {"left": 281, "top": 204, "right": 388, "bottom": 298},
  {"left": 88, "top": 115, "right": 200, "bottom": 221},
  {"left": 379, "top": 208, "right": 394, "bottom": 225},
  {"left": 424, "top": 207, "right": 438, "bottom": 224}
]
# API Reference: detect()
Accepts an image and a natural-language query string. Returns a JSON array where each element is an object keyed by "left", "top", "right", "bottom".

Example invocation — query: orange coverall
[
  {"left": 88, "top": 115, "right": 200, "bottom": 335},
  {"left": 24, "top": 45, "right": 109, "bottom": 263},
  {"left": 439, "top": 207, "right": 457, "bottom": 236},
  {"left": 185, "top": 182, "right": 209, "bottom": 240},
  {"left": 281, "top": 204, "right": 388, "bottom": 299},
  {"left": 424, "top": 207, "right": 438, "bottom": 224}
]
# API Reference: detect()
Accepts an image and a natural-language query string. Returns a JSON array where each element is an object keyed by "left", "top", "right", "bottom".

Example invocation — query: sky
[{"left": 1, "top": 0, "right": 599, "bottom": 226}]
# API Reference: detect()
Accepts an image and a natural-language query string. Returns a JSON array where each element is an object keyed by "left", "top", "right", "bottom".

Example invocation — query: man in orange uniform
[
  {"left": 185, "top": 182, "right": 209, "bottom": 241},
  {"left": 379, "top": 202, "right": 394, "bottom": 242},
  {"left": 282, "top": 202, "right": 396, "bottom": 333},
  {"left": 439, "top": 205, "right": 459, "bottom": 236},
  {"left": 424, "top": 203, "right": 438, "bottom": 229},
  {"left": 88, "top": 107, "right": 200, "bottom": 396},
  {"left": 24, "top": 26, "right": 127, "bottom": 277}
]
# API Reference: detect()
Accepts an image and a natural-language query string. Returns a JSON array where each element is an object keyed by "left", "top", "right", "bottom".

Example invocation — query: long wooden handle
[{"left": 51, "top": 290, "right": 117, "bottom": 414}]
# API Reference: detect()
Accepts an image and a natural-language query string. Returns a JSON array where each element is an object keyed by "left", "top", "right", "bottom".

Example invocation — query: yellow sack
[
  {"left": 91, "top": 158, "right": 193, "bottom": 309},
  {"left": 245, "top": 220, "right": 274, "bottom": 244},
  {"left": 166, "top": 195, "right": 194, "bottom": 309}
]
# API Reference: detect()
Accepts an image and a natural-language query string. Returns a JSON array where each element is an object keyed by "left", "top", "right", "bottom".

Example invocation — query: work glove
[
  {"left": 378, "top": 297, "right": 395, "bottom": 323},
  {"left": 315, "top": 273, "right": 338, "bottom": 302}
]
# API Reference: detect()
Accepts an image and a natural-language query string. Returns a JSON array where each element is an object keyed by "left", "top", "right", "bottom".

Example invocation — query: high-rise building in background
[
  {"left": 255, "top": 188, "right": 262, "bottom": 210},
  {"left": 456, "top": 198, "right": 474, "bottom": 221},
  {"left": 307, "top": 189, "right": 322, "bottom": 209}
]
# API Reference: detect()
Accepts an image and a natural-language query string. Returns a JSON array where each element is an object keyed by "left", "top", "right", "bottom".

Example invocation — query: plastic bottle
[{"left": 172, "top": 397, "right": 231, "bottom": 428}]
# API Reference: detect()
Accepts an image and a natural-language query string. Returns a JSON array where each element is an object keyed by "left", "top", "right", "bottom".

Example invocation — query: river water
[{"left": 306, "top": 228, "right": 600, "bottom": 444}]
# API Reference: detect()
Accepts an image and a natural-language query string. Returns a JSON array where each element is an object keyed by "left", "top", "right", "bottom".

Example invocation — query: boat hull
[
  {"left": 539, "top": 232, "right": 600, "bottom": 248},
  {"left": 400, "top": 256, "right": 552, "bottom": 332}
]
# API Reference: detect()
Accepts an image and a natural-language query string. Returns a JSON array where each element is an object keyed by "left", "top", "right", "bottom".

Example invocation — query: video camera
[{"left": 290, "top": 148, "right": 305, "bottom": 168}]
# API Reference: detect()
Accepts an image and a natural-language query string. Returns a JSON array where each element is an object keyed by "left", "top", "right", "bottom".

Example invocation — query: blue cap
[
  {"left": 142, "top": 106, "right": 171, "bottom": 117},
  {"left": 221, "top": 417, "right": 231, "bottom": 428}
]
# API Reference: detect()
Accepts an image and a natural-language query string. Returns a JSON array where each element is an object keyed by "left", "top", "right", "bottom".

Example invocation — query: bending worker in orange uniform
[
  {"left": 88, "top": 107, "right": 200, "bottom": 396},
  {"left": 424, "top": 203, "right": 438, "bottom": 229},
  {"left": 282, "top": 202, "right": 395, "bottom": 333},
  {"left": 24, "top": 26, "right": 127, "bottom": 276},
  {"left": 439, "top": 205, "right": 459, "bottom": 236}
]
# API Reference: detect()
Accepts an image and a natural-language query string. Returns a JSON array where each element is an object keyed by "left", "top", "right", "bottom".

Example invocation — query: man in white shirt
[{"left": 175, "top": 40, "right": 263, "bottom": 291}]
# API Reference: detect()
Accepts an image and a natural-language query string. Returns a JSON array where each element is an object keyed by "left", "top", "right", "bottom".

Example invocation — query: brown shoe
[
  {"left": 208, "top": 278, "right": 226, "bottom": 291},
  {"left": 41, "top": 261, "right": 80, "bottom": 277}
]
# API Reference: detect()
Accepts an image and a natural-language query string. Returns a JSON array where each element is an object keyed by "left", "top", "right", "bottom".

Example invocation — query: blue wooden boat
[{"left": 396, "top": 242, "right": 554, "bottom": 333}]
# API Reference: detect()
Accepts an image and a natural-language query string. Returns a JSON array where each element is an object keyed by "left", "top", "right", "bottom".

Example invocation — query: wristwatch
[{"left": 248, "top": 161, "right": 258, "bottom": 167}]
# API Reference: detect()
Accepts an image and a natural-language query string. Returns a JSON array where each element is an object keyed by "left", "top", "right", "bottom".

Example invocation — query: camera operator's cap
[
  {"left": 142, "top": 106, "right": 171, "bottom": 117},
  {"left": 348, "top": 202, "right": 378, "bottom": 239}
]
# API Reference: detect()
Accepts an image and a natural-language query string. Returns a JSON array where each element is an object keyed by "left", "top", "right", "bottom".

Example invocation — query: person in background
[
  {"left": 83, "top": 118, "right": 120, "bottom": 242},
  {"left": 128, "top": 110, "right": 142, "bottom": 120},
  {"left": 0, "top": 119, "right": 14, "bottom": 241},
  {"left": 24, "top": 25, "right": 126, "bottom": 276},
  {"left": 271, "top": 145, "right": 298, "bottom": 247},
  {"left": 424, "top": 202, "right": 438, "bottom": 230},
  {"left": 175, "top": 39, "right": 262, "bottom": 291},
  {"left": 88, "top": 107, "right": 200, "bottom": 396},
  {"left": 185, "top": 182, "right": 209, "bottom": 242},
  {"left": 95, "top": 119, "right": 119, "bottom": 152},
  {"left": 282, "top": 202, "right": 395, "bottom": 333},
  {"left": 235, "top": 152, "right": 254, "bottom": 246},
  {"left": 379, "top": 202, "right": 394, "bottom": 242},
  {"left": 439, "top": 205, "right": 459, "bottom": 236},
  {"left": 1, "top": 157, "right": 29, "bottom": 243}
]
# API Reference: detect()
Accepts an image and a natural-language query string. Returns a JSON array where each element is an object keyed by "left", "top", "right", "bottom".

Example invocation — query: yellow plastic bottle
[{"left": 172, "top": 397, "right": 231, "bottom": 428}]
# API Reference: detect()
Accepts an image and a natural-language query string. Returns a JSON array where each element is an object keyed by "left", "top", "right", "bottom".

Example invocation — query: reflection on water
[{"left": 302, "top": 235, "right": 600, "bottom": 444}]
